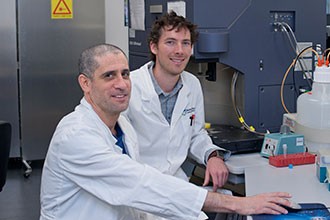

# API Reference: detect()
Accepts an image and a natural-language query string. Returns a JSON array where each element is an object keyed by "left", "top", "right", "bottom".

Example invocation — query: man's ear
[
  {"left": 78, "top": 74, "right": 90, "bottom": 93},
  {"left": 150, "top": 42, "right": 158, "bottom": 55}
]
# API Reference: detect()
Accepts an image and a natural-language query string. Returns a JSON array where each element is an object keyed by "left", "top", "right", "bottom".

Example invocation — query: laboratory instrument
[
  {"left": 128, "top": 0, "right": 326, "bottom": 134},
  {"left": 260, "top": 125, "right": 305, "bottom": 157}
]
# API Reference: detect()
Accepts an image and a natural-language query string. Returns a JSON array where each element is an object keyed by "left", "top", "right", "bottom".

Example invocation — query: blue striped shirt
[{"left": 148, "top": 64, "right": 183, "bottom": 124}]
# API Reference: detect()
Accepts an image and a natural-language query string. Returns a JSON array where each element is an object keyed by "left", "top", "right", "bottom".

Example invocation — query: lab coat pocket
[{"left": 181, "top": 113, "right": 195, "bottom": 140}]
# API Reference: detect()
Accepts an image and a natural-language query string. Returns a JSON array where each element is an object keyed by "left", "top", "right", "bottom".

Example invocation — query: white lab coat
[
  {"left": 40, "top": 98, "right": 207, "bottom": 220},
  {"left": 124, "top": 61, "right": 228, "bottom": 181}
]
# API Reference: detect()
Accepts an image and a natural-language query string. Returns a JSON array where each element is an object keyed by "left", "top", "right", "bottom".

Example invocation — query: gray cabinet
[{"left": 0, "top": 0, "right": 105, "bottom": 161}]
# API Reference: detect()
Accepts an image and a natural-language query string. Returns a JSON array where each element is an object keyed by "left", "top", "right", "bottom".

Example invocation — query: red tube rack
[{"left": 269, "top": 153, "right": 316, "bottom": 167}]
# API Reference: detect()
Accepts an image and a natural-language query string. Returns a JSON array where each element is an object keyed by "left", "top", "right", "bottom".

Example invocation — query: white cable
[{"left": 278, "top": 22, "right": 310, "bottom": 76}]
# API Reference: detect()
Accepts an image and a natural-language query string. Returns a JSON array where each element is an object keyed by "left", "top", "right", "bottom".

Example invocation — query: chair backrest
[{"left": 0, "top": 121, "right": 11, "bottom": 192}]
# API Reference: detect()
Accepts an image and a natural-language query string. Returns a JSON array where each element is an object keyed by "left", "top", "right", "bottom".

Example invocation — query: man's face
[
  {"left": 150, "top": 26, "right": 192, "bottom": 76},
  {"left": 85, "top": 52, "right": 131, "bottom": 117}
]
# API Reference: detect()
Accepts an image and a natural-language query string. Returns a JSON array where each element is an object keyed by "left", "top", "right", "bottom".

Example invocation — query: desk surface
[
  {"left": 227, "top": 153, "right": 330, "bottom": 219},
  {"left": 225, "top": 153, "right": 268, "bottom": 174},
  {"left": 245, "top": 163, "right": 330, "bottom": 206}
]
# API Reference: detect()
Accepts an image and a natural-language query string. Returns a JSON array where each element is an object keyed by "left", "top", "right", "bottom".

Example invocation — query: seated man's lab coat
[{"left": 40, "top": 98, "right": 207, "bottom": 220}]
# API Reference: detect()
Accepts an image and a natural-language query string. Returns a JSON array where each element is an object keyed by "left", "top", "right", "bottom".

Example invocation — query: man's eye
[
  {"left": 166, "top": 41, "right": 175, "bottom": 45},
  {"left": 122, "top": 71, "right": 130, "bottom": 78},
  {"left": 105, "top": 73, "right": 114, "bottom": 78},
  {"left": 183, "top": 41, "right": 191, "bottom": 46}
]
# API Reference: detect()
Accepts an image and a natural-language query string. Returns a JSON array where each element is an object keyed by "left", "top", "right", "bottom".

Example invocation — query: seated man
[
  {"left": 124, "top": 11, "right": 230, "bottom": 191},
  {"left": 40, "top": 43, "right": 292, "bottom": 220}
]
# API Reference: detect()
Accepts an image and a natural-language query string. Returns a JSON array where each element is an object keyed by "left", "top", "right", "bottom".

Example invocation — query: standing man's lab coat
[
  {"left": 40, "top": 98, "right": 207, "bottom": 220},
  {"left": 124, "top": 62, "right": 230, "bottom": 181}
]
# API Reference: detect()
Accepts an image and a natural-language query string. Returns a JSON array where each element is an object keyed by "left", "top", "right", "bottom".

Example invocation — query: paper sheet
[
  {"left": 129, "top": 0, "right": 145, "bottom": 30},
  {"left": 167, "top": 1, "right": 186, "bottom": 17}
]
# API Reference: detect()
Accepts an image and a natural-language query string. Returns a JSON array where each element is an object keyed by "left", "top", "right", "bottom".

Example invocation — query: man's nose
[
  {"left": 175, "top": 43, "right": 184, "bottom": 54},
  {"left": 114, "top": 75, "right": 129, "bottom": 89}
]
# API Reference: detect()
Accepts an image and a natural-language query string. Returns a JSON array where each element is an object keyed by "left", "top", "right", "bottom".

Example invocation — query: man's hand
[
  {"left": 203, "top": 191, "right": 292, "bottom": 215},
  {"left": 203, "top": 155, "right": 229, "bottom": 191},
  {"left": 235, "top": 192, "right": 292, "bottom": 215}
]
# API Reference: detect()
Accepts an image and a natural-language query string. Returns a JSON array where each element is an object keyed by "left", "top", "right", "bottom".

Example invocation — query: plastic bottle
[{"left": 297, "top": 65, "right": 330, "bottom": 153}]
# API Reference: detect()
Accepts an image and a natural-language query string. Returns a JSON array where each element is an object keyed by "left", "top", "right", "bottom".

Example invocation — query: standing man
[
  {"left": 40, "top": 43, "right": 292, "bottom": 220},
  {"left": 124, "top": 11, "right": 230, "bottom": 190}
]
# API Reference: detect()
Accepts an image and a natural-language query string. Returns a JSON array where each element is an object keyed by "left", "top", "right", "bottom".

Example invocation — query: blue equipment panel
[{"left": 128, "top": 0, "right": 326, "bottom": 132}]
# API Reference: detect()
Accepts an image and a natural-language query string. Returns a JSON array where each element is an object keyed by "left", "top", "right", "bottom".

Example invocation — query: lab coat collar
[
  {"left": 171, "top": 82, "right": 190, "bottom": 127},
  {"left": 137, "top": 62, "right": 192, "bottom": 126},
  {"left": 138, "top": 62, "right": 167, "bottom": 123},
  {"left": 117, "top": 116, "right": 139, "bottom": 160},
  {"left": 80, "top": 98, "right": 137, "bottom": 159}
]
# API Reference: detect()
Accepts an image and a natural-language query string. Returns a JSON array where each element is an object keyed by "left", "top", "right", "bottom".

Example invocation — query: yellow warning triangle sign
[{"left": 53, "top": 0, "right": 71, "bottom": 15}]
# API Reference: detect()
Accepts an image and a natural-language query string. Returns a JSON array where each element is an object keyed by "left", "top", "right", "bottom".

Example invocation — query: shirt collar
[{"left": 148, "top": 62, "right": 183, "bottom": 97}]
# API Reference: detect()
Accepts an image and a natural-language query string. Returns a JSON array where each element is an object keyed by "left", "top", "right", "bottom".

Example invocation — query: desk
[
  {"left": 245, "top": 163, "right": 330, "bottom": 206},
  {"left": 226, "top": 153, "right": 329, "bottom": 206},
  {"left": 226, "top": 153, "right": 330, "bottom": 219},
  {"left": 226, "top": 153, "right": 268, "bottom": 175}
]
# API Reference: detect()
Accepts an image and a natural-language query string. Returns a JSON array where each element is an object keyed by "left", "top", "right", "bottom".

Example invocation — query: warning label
[{"left": 51, "top": 0, "right": 73, "bottom": 19}]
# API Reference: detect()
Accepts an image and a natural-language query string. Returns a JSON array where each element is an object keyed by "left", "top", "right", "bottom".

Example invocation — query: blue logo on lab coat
[{"left": 182, "top": 107, "right": 195, "bottom": 116}]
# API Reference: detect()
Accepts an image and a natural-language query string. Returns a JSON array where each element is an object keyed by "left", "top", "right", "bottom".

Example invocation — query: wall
[{"left": 105, "top": 0, "right": 129, "bottom": 55}]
